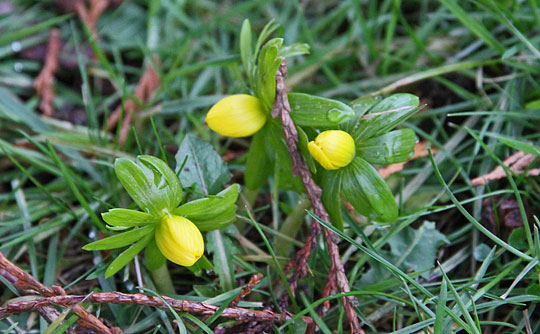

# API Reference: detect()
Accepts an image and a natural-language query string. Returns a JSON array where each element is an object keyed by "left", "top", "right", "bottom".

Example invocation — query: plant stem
[
  {"left": 276, "top": 195, "right": 311, "bottom": 256},
  {"left": 150, "top": 263, "right": 175, "bottom": 295}
]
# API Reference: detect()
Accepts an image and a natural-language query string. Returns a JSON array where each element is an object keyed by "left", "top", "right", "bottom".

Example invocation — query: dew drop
[
  {"left": 327, "top": 108, "right": 349, "bottom": 123},
  {"left": 11, "top": 41, "right": 21, "bottom": 52}
]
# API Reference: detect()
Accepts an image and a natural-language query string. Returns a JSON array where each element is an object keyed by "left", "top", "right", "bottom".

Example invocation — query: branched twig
[
  {"left": 34, "top": 29, "right": 61, "bottom": 117},
  {"left": 273, "top": 59, "right": 363, "bottom": 333},
  {"left": 74, "top": 0, "right": 110, "bottom": 38},
  {"left": 0, "top": 252, "right": 118, "bottom": 334},
  {"left": 0, "top": 292, "right": 313, "bottom": 326},
  {"left": 107, "top": 57, "right": 161, "bottom": 145},
  {"left": 230, "top": 273, "right": 263, "bottom": 308},
  {"left": 0, "top": 252, "right": 313, "bottom": 331}
]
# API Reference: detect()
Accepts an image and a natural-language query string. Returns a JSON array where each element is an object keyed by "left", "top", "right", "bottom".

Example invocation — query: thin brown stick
[
  {"left": 0, "top": 252, "right": 313, "bottom": 331},
  {"left": 471, "top": 151, "right": 539, "bottom": 186},
  {"left": 0, "top": 252, "right": 117, "bottom": 334},
  {"left": 33, "top": 29, "right": 61, "bottom": 117},
  {"left": 74, "top": 0, "right": 110, "bottom": 38},
  {"left": 0, "top": 292, "right": 314, "bottom": 325},
  {"left": 273, "top": 59, "right": 363, "bottom": 333},
  {"left": 230, "top": 273, "right": 263, "bottom": 308},
  {"left": 107, "top": 57, "right": 161, "bottom": 145},
  {"left": 523, "top": 309, "right": 533, "bottom": 334}
]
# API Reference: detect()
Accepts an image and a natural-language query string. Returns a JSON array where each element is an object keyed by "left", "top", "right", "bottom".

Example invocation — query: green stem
[
  {"left": 150, "top": 263, "right": 175, "bottom": 295},
  {"left": 276, "top": 195, "right": 312, "bottom": 256}
]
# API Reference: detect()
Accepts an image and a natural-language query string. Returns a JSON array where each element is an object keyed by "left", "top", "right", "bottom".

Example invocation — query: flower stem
[
  {"left": 276, "top": 195, "right": 311, "bottom": 256},
  {"left": 150, "top": 263, "right": 175, "bottom": 295}
]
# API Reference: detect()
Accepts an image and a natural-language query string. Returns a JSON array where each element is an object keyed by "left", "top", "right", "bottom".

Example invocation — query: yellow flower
[
  {"left": 155, "top": 215, "right": 204, "bottom": 267},
  {"left": 205, "top": 94, "right": 266, "bottom": 137},
  {"left": 308, "top": 130, "right": 355, "bottom": 170}
]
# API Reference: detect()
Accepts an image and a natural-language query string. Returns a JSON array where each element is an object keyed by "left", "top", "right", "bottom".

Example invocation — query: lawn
[{"left": 1, "top": 0, "right": 539, "bottom": 333}]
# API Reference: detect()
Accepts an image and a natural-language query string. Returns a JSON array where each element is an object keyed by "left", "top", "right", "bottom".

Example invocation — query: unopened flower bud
[
  {"left": 155, "top": 215, "right": 204, "bottom": 267},
  {"left": 308, "top": 130, "right": 355, "bottom": 170},
  {"left": 206, "top": 94, "right": 266, "bottom": 137}
]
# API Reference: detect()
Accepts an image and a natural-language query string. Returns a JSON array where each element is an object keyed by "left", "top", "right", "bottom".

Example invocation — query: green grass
[{"left": 1, "top": 0, "right": 540, "bottom": 333}]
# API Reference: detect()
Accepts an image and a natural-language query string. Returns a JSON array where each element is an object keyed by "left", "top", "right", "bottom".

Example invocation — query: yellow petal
[
  {"left": 155, "top": 215, "right": 204, "bottom": 266},
  {"left": 205, "top": 94, "right": 267, "bottom": 137},
  {"left": 308, "top": 130, "right": 355, "bottom": 170}
]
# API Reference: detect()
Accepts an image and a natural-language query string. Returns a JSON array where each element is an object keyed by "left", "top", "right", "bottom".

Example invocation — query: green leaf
[
  {"left": 245, "top": 128, "right": 273, "bottom": 190},
  {"left": 351, "top": 93, "right": 420, "bottom": 141},
  {"left": 525, "top": 99, "right": 540, "bottom": 109},
  {"left": 83, "top": 225, "right": 155, "bottom": 251},
  {"left": 240, "top": 19, "right": 254, "bottom": 86},
  {"left": 172, "top": 184, "right": 239, "bottom": 231},
  {"left": 187, "top": 255, "right": 214, "bottom": 276},
  {"left": 388, "top": 221, "right": 448, "bottom": 279},
  {"left": 356, "top": 129, "right": 417, "bottom": 165},
  {"left": 0, "top": 87, "right": 51, "bottom": 133},
  {"left": 207, "top": 230, "right": 237, "bottom": 291},
  {"left": 256, "top": 38, "right": 283, "bottom": 111},
  {"left": 278, "top": 43, "right": 310, "bottom": 58},
  {"left": 175, "top": 134, "right": 232, "bottom": 196},
  {"left": 342, "top": 157, "right": 398, "bottom": 223},
  {"left": 439, "top": 0, "right": 504, "bottom": 54},
  {"left": 104, "top": 233, "right": 153, "bottom": 278},
  {"left": 320, "top": 171, "right": 344, "bottom": 231},
  {"left": 498, "top": 137, "right": 540, "bottom": 156},
  {"left": 144, "top": 238, "right": 167, "bottom": 271},
  {"left": 138, "top": 155, "right": 183, "bottom": 209},
  {"left": 102, "top": 208, "right": 159, "bottom": 227},
  {"left": 0, "top": 14, "right": 72, "bottom": 46},
  {"left": 508, "top": 227, "right": 529, "bottom": 250},
  {"left": 115, "top": 156, "right": 180, "bottom": 216},
  {"left": 254, "top": 20, "right": 280, "bottom": 60},
  {"left": 289, "top": 93, "right": 354, "bottom": 127}
]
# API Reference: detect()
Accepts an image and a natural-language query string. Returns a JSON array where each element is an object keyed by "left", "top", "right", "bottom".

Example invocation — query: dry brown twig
[
  {"left": 0, "top": 252, "right": 313, "bottom": 331},
  {"left": 273, "top": 59, "right": 363, "bottom": 333},
  {"left": 0, "top": 252, "right": 119, "bottom": 334},
  {"left": 0, "top": 292, "right": 312, "bottom": 325},
  {"left": 107, "top": 57, "right": 161, "bottom": 145},
  {"left": 33, "top": 29, "right": 61, "bottom": 117},
  {"left": 471, "top": 151, "right": 540, "bottom": 186},
  {"left": 230, "top": 273, "right": 263, "bottom": 308},
  {"left": 74, "top": 0, "right": 111, "bottom": 38}
]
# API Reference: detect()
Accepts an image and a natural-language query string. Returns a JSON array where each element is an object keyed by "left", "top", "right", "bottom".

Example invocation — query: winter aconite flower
[
  {"left": 206, "top": 94, "right": 266, "bottom": 137},
  {"left": 155, "top": 215, "right": 204, "bottom": 266},
  {"left": 315, "top": 94, "right": 420, "bottom": 226},
  {"left": 83, "top": 155, "right": 239, "bottom": 278},
  {"left": 308, "top": 130, "right": 355, "bottom": 170}
]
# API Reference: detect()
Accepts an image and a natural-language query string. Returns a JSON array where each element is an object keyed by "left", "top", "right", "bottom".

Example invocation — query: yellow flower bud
[
  {"left": 308, "top": 130, "right": 355, "bottom": 170},
  {"left": 205, "top": 94, "right": 266, "bottom": 137},
  {"left": 155, "top": 215, "right": 204, "bottom": 267}
]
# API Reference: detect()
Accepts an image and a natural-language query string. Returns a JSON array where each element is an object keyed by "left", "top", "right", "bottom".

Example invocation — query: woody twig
[
  {"left": 0, "top": 252, "right": 118, "bottom": 334},
  {"left": 0, "top": 252, "right": 313, "bottom": 331},
  {"left": 0, "top": 292, "right": 312, "bottom": 324},
  {"left": 34, "top": 29, "right": 61, "bottom": 117},
  {"left": 471, "top": 151, "right": 539, "bottom": 186},
  {"left": 107, "top": 57, "right": 161, "bottom": 145},
  {"left": 74, "top": 0, "right": 110, "bottom": 38},
  {"left": 272, "top": 59, "right": 363, "bottom": 333}
]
